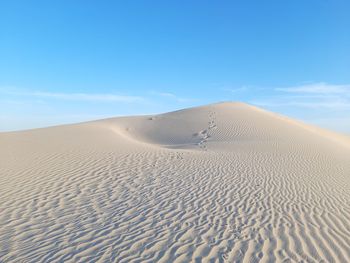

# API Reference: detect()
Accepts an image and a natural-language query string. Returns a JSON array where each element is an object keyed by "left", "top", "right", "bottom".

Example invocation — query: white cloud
[
  {"left": 276, "top": 82, "right": 350, "bottom": 95},
  {"left": 32, "top": 91, "right": 143, "bottom": 102},
  {"left": 221, "top": 86, "right": 247, "bottom": 93},
  {"left": 308, "top": 117, "right": 350, "bottom": 135},
  {"left": 157, "top": 92, "right": 176, "bottom": 97},
  {"left": 250, "top": 100, "right": 350, "bottom": 110},
  {"left": 1, "top": 88, "right": 144, "bottom": 103},
  {"left": 249, "top": 82, "right": 350, "bottom": 111},
  {"left": 150, "top": 90, "right": 195, "bottom": 103}
]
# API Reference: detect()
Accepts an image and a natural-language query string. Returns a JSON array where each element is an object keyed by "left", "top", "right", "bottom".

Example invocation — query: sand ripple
[{"left": 1, "top": 102, "right": 350, "bottom": 262}]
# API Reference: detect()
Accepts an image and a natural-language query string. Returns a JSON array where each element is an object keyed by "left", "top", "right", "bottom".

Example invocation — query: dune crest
[
  {"left": 1, "top": 102, "right": 350, "bottom": 262},
  {"left": 107, "top": 102, "right": 350, "bottom": 150}
]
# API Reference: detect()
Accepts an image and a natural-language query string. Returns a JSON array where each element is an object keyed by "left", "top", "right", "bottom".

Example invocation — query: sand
[{"left": 1, "top": 102, "right": 350, "bottom": 262}]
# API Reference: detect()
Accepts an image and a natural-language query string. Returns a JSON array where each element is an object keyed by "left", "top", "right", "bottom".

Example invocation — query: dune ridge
[{"left": 1, "top": 102, "right": 350, "bottom": 262}]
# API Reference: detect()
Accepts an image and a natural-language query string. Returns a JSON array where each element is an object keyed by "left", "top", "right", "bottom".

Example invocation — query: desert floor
[{"left": 1, "top": 102, "right": 350, "bottom": 262}]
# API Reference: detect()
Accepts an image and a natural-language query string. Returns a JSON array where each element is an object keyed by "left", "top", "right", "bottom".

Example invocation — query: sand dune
[{"left": 1, "top": 102, "right": 350, "bottom": 262}]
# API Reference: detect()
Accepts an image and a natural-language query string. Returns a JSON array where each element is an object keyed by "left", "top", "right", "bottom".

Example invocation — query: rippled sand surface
[{"left": 1, "top": 102, "right": 350, "bottom": 262}]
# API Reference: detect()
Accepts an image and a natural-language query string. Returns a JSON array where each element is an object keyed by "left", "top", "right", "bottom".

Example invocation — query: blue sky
[{"left": 1, "top": 1, "right": 350, "bottom": 133}]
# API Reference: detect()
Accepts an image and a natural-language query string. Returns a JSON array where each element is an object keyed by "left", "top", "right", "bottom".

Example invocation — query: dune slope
[{"left": 1, "top": 102, "right": 350, "bottom": 262}]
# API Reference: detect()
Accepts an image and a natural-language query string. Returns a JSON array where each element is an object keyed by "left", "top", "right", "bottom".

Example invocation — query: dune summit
[{"left": 1, "top": 102, "right": 350, "bottom": 262}]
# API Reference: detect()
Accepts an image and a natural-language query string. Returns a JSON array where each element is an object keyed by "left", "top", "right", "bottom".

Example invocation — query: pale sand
[{"left": 1, "top": 102, "right": 350, "bottom": 262}]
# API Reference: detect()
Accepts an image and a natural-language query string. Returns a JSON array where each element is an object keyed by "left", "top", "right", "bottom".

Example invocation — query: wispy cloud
[
  {"left": 221, "top": 86, "right": 248, "bottom": 93},
  {"left": 276, "top": 82, "right": 350, "bottom": 95},
  {"left": 1, "top": 88, "right": 144, "bottom": 103},
  {"left": 251, "top": 100, "right": 350, "bottom": 110},
  {"left": 150, "top": 91, "right": 195, "bottom": 103},
  {"left": 31, "top": 91, "right": 143, "bottom": 102},
  {"left": 250, "top": 82, "right": 350, "bottom": 110},
  {"left": 307, "top": 117, "right": 350, "bottom": 135},
  {"left": 156, "top": 92, "right": 179, "bottom": 98}
]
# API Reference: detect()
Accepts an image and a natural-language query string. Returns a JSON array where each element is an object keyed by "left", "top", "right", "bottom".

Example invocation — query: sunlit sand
[{"left": 1, "top": 102, "right": 350, "bottom": 262}]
